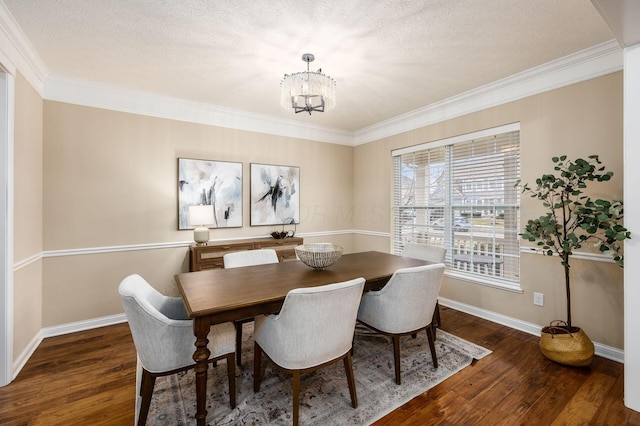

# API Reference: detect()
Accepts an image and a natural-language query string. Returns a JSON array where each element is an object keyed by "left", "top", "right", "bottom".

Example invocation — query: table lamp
[{"left": 188, "top": 205, "right": 214, "bottom": 245}]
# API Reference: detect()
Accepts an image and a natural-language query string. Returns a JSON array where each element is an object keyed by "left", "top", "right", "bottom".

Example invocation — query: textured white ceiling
[{"left": 3, "top": 0, "right": 614, "bottom": 132}]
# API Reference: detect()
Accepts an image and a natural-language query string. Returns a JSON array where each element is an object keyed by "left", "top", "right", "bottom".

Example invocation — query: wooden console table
[{"left": 189, "top": 236, "right": 303, "bottom": 271}]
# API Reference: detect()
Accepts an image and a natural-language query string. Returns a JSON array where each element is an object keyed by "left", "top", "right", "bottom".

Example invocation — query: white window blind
[{"left": 392, "top": 124, "right": 521, "bottom": 287}]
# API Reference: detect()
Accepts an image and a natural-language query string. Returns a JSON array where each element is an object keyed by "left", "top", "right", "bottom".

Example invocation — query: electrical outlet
[{"left": 534, "top": 292, "right": 544, "bottom": 306}]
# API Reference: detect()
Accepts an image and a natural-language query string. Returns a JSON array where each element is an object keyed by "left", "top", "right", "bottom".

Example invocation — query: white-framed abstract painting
[
  {"left": 250, "top": 163, "right": 300, "bottom": 226},
  {"left": 178, "top": 158, "right": 243, "bottom": 229}
]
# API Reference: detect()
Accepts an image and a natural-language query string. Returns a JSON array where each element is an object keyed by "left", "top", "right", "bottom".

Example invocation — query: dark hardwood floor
[{"left": 1, "top": 307, "right": 639, "bottom": 425}]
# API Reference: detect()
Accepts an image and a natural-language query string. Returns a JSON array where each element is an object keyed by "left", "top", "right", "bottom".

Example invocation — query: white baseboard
[
  {"left": 438, "top": 297, "right": 624, "bottom": 364},
  {"left": 593, "top": 342, "right": 625, "bottom": 363},
  {"left": 12, "top": 331, "right": 42, "bottom": 381},
  {"left": 13, "top": 298, "right": 622, "bottom": 383},
  {"left": 41, "top": 313, "right": 127, "bottom": 338},
  {"left": 10, "top": 314, "right": 127, "bottom": 381}
]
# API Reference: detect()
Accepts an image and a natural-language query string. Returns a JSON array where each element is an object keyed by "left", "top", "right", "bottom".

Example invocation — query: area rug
[{"left": 145, "top": 325, "right": 491, "bottom": 425}]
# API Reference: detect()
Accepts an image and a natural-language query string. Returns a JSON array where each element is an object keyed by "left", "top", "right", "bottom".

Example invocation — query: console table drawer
[
  {"left": 196, "top": 243, "right": 254, "bottom": 260},
  {"left": 191, "top": 257, "right": 225, "bottom": 271}
]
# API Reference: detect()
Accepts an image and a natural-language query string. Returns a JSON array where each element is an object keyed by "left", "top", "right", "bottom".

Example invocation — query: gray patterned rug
[{"left": 144, "top": 324, "right": 491, "bottom": 425}]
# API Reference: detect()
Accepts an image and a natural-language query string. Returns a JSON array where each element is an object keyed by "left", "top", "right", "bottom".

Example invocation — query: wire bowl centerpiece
[{"left": 295, "top": 243, "right": 344, "bottom": 270}]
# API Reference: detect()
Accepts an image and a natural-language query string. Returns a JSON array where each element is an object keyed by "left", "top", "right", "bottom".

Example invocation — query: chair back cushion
[
  {"left": 254, "top": 277, "right": 365, "bottom": 370},
  {"left": 357, "top": 264, "right": 445, "bottom": 334},
  {"left": 223, "top": 249, "right": 279, "bottom": 268},
  {"left": 401, "top": 243, "right": 447, "bottom": 263}
]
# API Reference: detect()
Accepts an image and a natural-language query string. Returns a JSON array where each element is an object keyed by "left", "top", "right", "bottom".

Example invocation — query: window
[{"left": 392, "top": 123, "right": 521, "bottom": 289}]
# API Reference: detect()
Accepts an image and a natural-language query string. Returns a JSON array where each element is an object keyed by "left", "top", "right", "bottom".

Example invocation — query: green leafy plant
[{"left": 516, "top": 155, "right": 630, "bottom": 329}]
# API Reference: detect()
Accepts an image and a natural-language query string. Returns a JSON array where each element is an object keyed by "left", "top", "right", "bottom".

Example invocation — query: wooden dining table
[{"left": 174, "top": 250, "right": 429, "bottom": 425}]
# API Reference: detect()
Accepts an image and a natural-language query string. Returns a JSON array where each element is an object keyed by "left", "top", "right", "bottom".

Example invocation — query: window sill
[{"left": 444, "top": 270, "right": 523, "bottom": 293}]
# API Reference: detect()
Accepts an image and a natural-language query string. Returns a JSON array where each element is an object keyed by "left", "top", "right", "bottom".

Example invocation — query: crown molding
[
  {"left": 0, "top": 1, "right": 48, "bottom": 95},
  {"left": 43, "top": 75, "right": 355, "bottom": 146},
  {"left": 354, "top": 40, "right": 623, "bottom": 145},
  {"left": 0, "top": 1, "right": 624, "bottom": 147},
  {"left": 42, "top": 42, "right": 623, "bottom": 148}
]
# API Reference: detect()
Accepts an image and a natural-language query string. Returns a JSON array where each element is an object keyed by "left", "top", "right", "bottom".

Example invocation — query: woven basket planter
[{"left": 539, "top": 321, "right": 594, "bottom": 367}]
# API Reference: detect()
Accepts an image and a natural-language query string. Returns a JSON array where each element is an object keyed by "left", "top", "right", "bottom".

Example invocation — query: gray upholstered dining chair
[
  {"left": 253, "top": 277, "right": 365, "bottom": 426},
  {"left": 118, "top": 274, "right": 236, "bottom": 426},
  {"left": 356, "top": 263, "right": 445, "bottom": 385},
  {"left": 401, "top": 242, "right": 447, "bottom": 334},
  {"left": 223, "top": 248, "right": 279, "bottom": 366}
]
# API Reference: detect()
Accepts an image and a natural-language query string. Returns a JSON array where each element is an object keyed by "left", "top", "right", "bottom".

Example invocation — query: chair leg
[
  {"left": 351, "top": 333, "right": 355, "bottom": 356},
  {"left": 225, "top": 353, "right": 236, "bottom": 408},
  {"left": 426, "top": 325, "right": 438, "bottom": 368},
  {"left": 139, "top": 368, "right": 150, "bottom": 397},
  {"left": 392, "top": 335, "right": 402, "bottom": 385},
  {"left": 343, "top": 352, "right": 358, "bottom": 408},
  {"left": 138, "top": 369, "right": 156, "bottom": 426},
  {"left": 292, "top": 370, "right": 301, "bottom": 426},
  {"left": 417, "top": 302, "right": 442, "bottom": 340},
  {"left": 253, "top": 342, "right": 262, "bottom": 392},
  {"left": 235, "top": 321, "right": 243, "bottom": 366},
  {"left": 431, "top": 301, "right": 441, "bottom": 339}
]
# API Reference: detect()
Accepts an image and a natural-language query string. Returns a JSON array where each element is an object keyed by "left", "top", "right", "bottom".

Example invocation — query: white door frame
[
  {"left": 624, "top": 43, "right": 640, "bottom": 412},
  {"left": 0, "top": 66, "right": 15, "bottom": 387}
]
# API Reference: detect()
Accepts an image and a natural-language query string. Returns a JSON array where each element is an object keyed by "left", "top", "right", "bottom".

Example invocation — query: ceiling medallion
[{"left": 280, "top": 53, "right": 336, "bottom": 115}]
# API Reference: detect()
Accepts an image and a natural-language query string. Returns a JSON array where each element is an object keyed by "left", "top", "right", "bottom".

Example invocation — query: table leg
[{"left": 193, "top": 317, "right": 211, "bottom": 426}]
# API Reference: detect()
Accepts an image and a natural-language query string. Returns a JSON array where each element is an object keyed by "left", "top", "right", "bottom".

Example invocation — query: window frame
[{"left": 392, "top": 123, "right": 521, "bottom": 291}]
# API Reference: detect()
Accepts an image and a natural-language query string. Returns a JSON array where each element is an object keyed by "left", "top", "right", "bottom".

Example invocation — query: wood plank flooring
[{"left": 1, "top": 307, "right": 639, "bottom": 425}]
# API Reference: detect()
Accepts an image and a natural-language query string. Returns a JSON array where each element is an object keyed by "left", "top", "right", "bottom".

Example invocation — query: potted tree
[{"left": 517, "top": 155, "right": 630, "bottom": 366}]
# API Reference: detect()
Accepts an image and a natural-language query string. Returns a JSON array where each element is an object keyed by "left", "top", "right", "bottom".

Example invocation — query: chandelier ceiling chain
[{"left": 280, "top": 53, "right": 336, "bottom": 115}]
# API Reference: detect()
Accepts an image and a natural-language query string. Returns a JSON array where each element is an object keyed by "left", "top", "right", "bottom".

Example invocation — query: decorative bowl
[{"left": 295, "top": 243, "right": 344, "bottom": 270}]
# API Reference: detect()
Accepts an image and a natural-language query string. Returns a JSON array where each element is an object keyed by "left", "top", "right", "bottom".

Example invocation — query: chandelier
[{"left": 280, "top": 53, "right": 336, "bottom": 115}]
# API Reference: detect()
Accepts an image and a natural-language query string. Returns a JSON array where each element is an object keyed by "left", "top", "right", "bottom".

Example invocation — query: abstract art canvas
[
  {"left": 178, "top": 158, "right": 243, "bottom": 229},
  {"left": 250, "top": 163, "right": 300, "bottom": 226}
]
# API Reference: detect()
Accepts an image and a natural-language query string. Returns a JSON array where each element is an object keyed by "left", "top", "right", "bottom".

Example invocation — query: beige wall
[
  {"left": 353, "top": 72, "right": 625, "bottom": 348},
  {"left": 33, "top": 71, "right": 625, "bottom": 349},
  {"left": 41, "top": 102, "right": 354, "bottom": 326},
  {"left": 13, "top": 72, "right": 43, "bottom": 358}
]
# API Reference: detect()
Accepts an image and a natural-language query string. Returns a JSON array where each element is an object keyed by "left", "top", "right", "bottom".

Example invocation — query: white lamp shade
[{"left": 188, "top": 205, "right": 214, "bottom": 227}]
